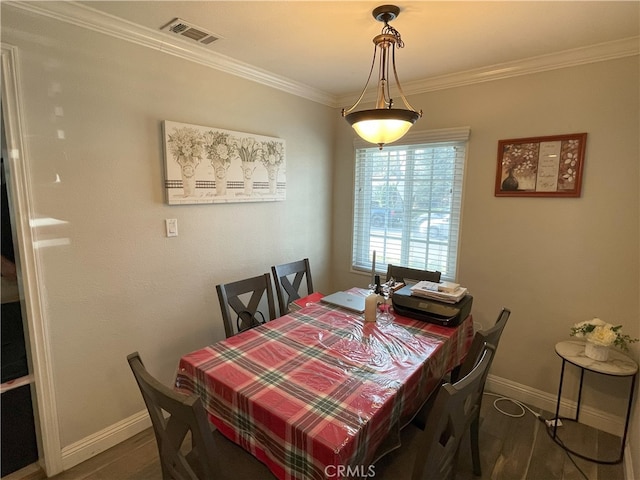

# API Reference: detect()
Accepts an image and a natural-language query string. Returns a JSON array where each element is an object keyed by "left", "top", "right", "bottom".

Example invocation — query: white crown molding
[
  {"left": 6, "top": 1, "right": 639, "bottom": 109},
  {"left": 409, "top": 36, "right": 640, "bottom": 93},
  {"left": 6, "top": 1, "right": 336, "bottom": 106},
  {"left": 337, "top": 36, "right": 640, "bottom": 106}
]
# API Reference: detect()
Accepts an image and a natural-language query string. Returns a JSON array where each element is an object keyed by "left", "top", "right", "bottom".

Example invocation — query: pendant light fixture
[{"left": 342, "top": 5, "right": 422, "bottom": 150}]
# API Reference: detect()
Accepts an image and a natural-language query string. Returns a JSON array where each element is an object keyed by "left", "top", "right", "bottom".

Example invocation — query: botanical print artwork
[
  {"left": 163, "top": 121, "right": 286, "bottom": 205},
  {"left": 499, "top": 142, "right": 540, "bottom": 191},
  {"left": 495, "top": 133, "right": 586, "bottom": 197}
]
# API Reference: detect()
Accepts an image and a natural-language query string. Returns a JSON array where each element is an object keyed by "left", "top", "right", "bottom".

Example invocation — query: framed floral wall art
[
  {"left": 163, "top": 120, "right": 286, "bottom": 205},
  {"left": 494, "top": 133, "right": 587, "bottom": 197}
]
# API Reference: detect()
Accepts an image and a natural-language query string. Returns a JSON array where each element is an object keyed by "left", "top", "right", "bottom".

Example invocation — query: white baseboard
[
  {"left": 485, "top": 373, "right": 624, "bottom": 436},
  {"left": 624, "top": 444, "right": 635, "bottom": 480},
  {"left": 60, "top": 410, "right": 150, "bottom": 471}
]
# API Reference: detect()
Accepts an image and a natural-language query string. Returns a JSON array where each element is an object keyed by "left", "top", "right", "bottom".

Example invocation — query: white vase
[
  {"left": 213, "top": 162, "right": 229, "bottom": 196},
  {"left": 181, "top": 166, "right": 196, "bottom": 197},
  {"left": 267, "top": 165, "right": 279, "bottom": 194},
  {"left": 241, "top": 162, "right": 256, "bottom": 196},
  {"left": 177, "top": 156, "right": 200, "bottom": 197},
  {"left": 585, "top": 342, "right": 609, "bottom": 361}
]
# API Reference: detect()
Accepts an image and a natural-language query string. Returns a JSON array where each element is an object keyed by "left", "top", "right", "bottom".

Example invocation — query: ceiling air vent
[{"left": 161, "top": 18, "right": 221, "bottom": 46}]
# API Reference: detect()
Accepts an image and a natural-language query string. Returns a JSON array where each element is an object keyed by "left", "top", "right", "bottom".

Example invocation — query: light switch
[{"left": 165, "top": 218, "right": 178, "bottom": 237}]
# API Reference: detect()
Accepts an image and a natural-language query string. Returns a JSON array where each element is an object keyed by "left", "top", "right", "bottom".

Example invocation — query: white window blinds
[{"left": 352, "top": 127, "right": 470, "bottom": 281}]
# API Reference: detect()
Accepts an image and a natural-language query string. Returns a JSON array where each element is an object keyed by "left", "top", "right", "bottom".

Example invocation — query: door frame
[{"left": 2, "top": 43, "right": 63, "bottom": 475}]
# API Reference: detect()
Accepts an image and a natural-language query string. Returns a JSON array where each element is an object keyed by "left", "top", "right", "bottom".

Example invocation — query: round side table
[{"left": 549, "top": 340, "right": 638, "bottom": 464}]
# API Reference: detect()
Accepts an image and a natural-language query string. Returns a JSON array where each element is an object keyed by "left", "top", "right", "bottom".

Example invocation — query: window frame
[{"left": 350, "top": 127, "right": 470, "bottom": 282}]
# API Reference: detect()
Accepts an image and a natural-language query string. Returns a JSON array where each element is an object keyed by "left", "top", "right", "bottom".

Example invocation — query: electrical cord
[
  {"left": 483, "top": 392, "right": 589, "bottom": 480},
  {"left": 547, "top": 427, "right": 589, "bottom": 480},
  {"left": 484, "top": 392, "right": 539, "bottom": 419}
]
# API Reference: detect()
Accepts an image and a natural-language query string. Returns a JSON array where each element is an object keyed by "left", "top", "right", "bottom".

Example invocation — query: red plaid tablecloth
[{"left": 176, "top": 295, "right": 473, "bottom": 480}]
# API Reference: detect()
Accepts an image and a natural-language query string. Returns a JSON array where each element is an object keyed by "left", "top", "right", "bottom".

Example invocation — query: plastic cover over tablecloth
[{"left": 176, "top": 294, "right": 473, "bottom": 480}]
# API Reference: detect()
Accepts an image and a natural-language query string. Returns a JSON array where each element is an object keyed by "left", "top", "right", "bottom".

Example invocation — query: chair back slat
[
  {"left": 451, "top": 307, "right": 510, "bottom": 476},
  {"left": 127, "top": 352, "right": 219, "bottom": 480},
  {"left": 271, "top": 259, "right": 314, "bottom": 315},
  {"left": 216, "top": 273, "right": 276, "bottom": 338},
  {"left": 458, "top": 307, "right": 510, "bottom": 379},
  {"left": 412, "top": 344, "right": 495, "bottom": 480},
  {"left": 385, "top": 264, "right": 441, "bottom": 285}
]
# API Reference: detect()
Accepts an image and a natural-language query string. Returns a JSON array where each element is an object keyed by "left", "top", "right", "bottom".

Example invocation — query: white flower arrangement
[
  {"left": 261, "top": 141, "right": 284, "bottom": 167},
  {"left": 232, "top": 137, "right": 262, "bottom": 163},
  {"left": 167, "top": 127, "right": 204, "bottom": 161},
  {"left": 570, "top": 318, "right": 638, "bottom": 351},
  {"left": 203, "top": 131, "right": 232, "bottom": 166}
]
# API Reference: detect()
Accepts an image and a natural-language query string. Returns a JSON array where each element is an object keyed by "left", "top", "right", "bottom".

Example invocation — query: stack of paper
[
  {"left": 410, "top": 280, "right": 468, "bottom": 304},
  {"left": 437, "top": 281, "right": 460, "bottom": 294}
]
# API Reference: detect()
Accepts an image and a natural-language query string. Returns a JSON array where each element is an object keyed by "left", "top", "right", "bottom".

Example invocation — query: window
[{"left": 352, "top": 127, "right": 470, "bottom": 281}]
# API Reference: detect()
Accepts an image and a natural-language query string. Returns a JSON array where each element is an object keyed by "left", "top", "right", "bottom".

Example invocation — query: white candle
[{"left": 371, "top": 250, "right": 376, "bottom": 286}]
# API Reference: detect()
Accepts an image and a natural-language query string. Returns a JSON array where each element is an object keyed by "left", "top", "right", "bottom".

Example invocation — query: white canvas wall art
[{"left": 163, "top": 120, "right": 286, "bottom": 204}]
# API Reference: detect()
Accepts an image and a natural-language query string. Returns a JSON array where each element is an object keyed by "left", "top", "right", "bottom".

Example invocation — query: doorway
[
  {"left": 1, "top": 44, "right": 63, "bottom": 476},
  {"left": 1, "top": 151, "right": 39, "bottom": 476}
]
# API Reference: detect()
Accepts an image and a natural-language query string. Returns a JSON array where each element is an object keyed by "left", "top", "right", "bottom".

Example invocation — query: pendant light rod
[
  {"left": 342, "top": 5, "right": 422, "bottom": 149},
  {"left": 342, "top": 43, "right": 381, "bottom": 116}
]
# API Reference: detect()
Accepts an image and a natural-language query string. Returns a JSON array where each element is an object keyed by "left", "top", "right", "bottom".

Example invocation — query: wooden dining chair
[
  {"left": 216, "top": 273, "right": 277, "bottom": 338},
  {"left": 385, "top": 264, "right": 441, "bottom": 285},
  {"left": 127, "top": 352, "right": 274, "bottom": 480},
  {"left": 411, "top": 307, "right": 510, "bottom": 476},
  {"left": 374, "top": 344, "right": 495, "bottom": 480},
  {"left": 128, "top": 352, "right": 218, "bottom": 479},
  {"left": 452, "top": 307, "right": 511, "bottom": 476},
  {"left": 271, "top": 258, "right": 314, "bottom": 315}
]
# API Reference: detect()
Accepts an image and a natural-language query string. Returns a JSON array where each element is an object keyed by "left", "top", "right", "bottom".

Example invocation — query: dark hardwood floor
[
  {"left": 15, "top": 392, "right": 625, "bottom": 480},
  {"left": 454, "top": 394, "right": 625, "bottom": 480}
]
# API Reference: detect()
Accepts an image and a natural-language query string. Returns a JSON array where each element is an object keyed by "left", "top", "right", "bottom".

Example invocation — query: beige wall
[
  {"left": 2, "top": 7, "right": 333, "bottom": 450},
  {"left": 333, "top": 57, "right": 639, "bottom": 473}
]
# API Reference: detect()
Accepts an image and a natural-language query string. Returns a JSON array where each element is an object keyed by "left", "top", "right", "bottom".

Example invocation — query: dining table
[{"left": 175, "top": 289, "right": 474, "bottom": 480}]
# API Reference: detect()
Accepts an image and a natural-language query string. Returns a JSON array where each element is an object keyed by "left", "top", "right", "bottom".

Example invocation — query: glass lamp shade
[{"left": 345, "top": 108, "right": 420, "bottom": 147}]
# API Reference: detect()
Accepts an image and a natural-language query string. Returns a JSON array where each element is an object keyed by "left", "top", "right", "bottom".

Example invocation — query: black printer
[{"left": 392, "top": 285, "right": 473, "bottom": 327}]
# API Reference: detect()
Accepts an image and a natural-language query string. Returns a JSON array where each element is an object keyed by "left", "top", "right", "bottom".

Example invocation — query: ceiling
[{"left": 45, "top": 2, "right": 640, "bottom": 104}]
